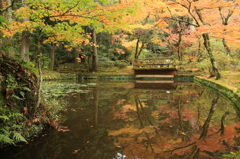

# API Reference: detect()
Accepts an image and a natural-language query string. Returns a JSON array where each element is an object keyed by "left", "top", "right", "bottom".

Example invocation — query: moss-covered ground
[{"left": 197, "top": 71, "right": 240, "bottom": 96}]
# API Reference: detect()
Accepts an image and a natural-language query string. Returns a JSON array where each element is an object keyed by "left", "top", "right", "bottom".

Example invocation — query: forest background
[{"left": 0, "top": 0, "right": 240, "bottom": 78}]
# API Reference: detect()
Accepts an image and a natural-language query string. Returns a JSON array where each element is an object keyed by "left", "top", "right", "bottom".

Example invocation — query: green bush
[
  {"left": 98, "top": 57, "right": 115, "bottom": 68},
  {"left": 196, "top": 58, "right": 211, "bottom": 70},
  {"left": 114, "top": 60, "right": 129, "bottom": 68}
]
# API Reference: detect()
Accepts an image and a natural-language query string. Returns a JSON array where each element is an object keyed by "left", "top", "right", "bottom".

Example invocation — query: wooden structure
[{"left": 133, "top": 58, "right": 177, "bottom": 78}]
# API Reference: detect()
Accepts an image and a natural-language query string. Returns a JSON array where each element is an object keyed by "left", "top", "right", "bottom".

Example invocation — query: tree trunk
[
  {"left": 35, "top": 35, "right": 42, "bottom": 113},
  {"left": 0, "top": 0, "right": 3, "bottom": 58},
  {"left": 135, "top": 35, "right": 147, "bottom": 60},
  {"left": 199, "top": 97, "right": 219, "bottom": 139},
  {"left": 21, "top": 31, "right": 30, "bottom": 62},
  {"left": 197, "top": 37, "right": 202, "bottom": 61},
  {"left": 74, "top": 49, "right": 79, "bottom": 65},
  {"left": 222, "top": 38, "right": 230, "bottom": 56},
  {"left": 91, "top": 29, "right": 98, "bottom": 72},
  {"left": 20, "top": 0, "right": 30, "bottom": 62},
  {"left": 135, "top": 35, "right": 140, "bottom": 59},
  {"left": 202, "top": 33, "right": 221, "bottom": 79},
  {"left": 6, "top": 0, "right": 15, "bottom": 57},
  {"left": 191, "top": 5, "right": 221, "bottom": 79},
  {"left": 177, "top": 28, "right": 184, "bottom": 61},
  {"left": 134, "top": 16, "right": 149, "bottom": 60},
  {"left": 0, "top": 0, "right": 14, "bottom": 57},
  {"left": 49, "top": 43, "right": 55, "bottom": 71},
  {"left": 218, "top": 7, "right": 233, "bottom": 56}
]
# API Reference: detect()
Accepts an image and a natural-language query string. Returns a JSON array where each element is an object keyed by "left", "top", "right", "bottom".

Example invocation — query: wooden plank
[
  {"left": 136, "top": 80, "right": 174, "bottom": 83},
  {"left": 133, "top": 68, "right": 177, "bottom": 70},
  {"left": 135, "top": 75, "right": 174, "bottom": 78}
]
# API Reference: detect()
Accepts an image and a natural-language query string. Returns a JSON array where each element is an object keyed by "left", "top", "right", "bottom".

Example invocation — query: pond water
[{"left": 0, "top": 80, "right": 240, "bottom": 159}]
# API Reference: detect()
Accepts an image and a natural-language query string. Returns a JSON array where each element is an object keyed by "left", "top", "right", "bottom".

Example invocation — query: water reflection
[{"left": 0, "top": 80, "right": 239, "bottom": 159}]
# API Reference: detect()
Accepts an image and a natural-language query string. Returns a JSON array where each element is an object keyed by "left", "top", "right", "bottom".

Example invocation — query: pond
[{"left": 0, "top": 80, "right": 240, "bottom": 159}]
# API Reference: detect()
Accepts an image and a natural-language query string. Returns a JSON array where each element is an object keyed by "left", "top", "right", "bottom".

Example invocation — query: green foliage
[
  {"left": 211, "top": 43, "right": 234, "bottom": 71},
  {"left": 223, "top": 151, "right": 239, "bottom": 158},
  {"left": 194, "top": 40, "right": 239, "bottom": 72},
  {"left": 0, "top": 127, "right": 27, "bottom": 145},
  {"left": 147, "top": 44, "right": 169, "bottom": 56},
  {"left": 6, "top": 74, "right": 31, "bottom": 101},
  {"left": 196, "top": 58, "right": 211, "bottom": 70},
  {"left": 12, "top": 131, "right": 27, "bottom": 143},
  {"left": 114, "top": 60, "right": 129, "bottom": 68},
  {"left": 0, "top": 15, "right": 9, "bottom": 26},
  {"left": 42, "top": 82, "right": 96, "bottom": 99},
  {"left": 138, "top": 49, "right": 152, "bottom": 59},
  {"left": 0, "top": 115, "right": 9, "bottom": 121},
  {"left": 98, "top": 57, "right": 115, "bottom": 68},
  {"left": 0, "top": 130, "right": 14, "bottom": 145},
  {"left": 0, "top": 105, "right": 27, "bottom": 146}
]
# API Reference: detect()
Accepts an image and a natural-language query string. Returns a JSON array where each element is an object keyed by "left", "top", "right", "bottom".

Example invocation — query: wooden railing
[{"left": 133, "top": 58, "right": 175, "bottom": 69}]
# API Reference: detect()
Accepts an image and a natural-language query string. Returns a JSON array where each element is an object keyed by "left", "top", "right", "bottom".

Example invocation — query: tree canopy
[{"left": 0, "top": 0, "right": 239, "bottom": 76}]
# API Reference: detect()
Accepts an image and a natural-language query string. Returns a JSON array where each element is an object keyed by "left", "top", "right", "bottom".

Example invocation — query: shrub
[
  {"left": 114, "top": 60, "right": 129, "bottom": 68},
  {"left": 98, "top": 57, "right": 115, "bottom": 68}
]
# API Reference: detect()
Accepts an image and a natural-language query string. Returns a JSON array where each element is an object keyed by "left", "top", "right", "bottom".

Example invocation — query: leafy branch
[{"left": 0, "top": 0, "right": 16, "bottom": 14}]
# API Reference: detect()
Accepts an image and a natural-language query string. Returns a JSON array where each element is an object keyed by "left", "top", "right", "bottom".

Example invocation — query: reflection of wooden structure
[
  {"left": 134, "top": 80, "right": 177, "bottom": 101},
  {"left": 134, "top": 89, "right": 175, "bottom": 100},
  {"left": 134, "top": 80, "right": 177, "bottom": 89},
  {"left": 133, "top": 58, "right": 177, "bottom": 78},
  {"left": 133, "top": 58, "right": 177, "bottom": 99}
]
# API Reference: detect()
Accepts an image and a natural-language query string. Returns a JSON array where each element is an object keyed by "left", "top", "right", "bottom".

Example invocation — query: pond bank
[
  {"left": 43, "top": 69, "right": 240, "bottom": 108},
  {"left": 43, "top": 70, "right": 239, "bottom": 99},
  {"left": 194, "top": 76, "right": 240, "bottom": 115}
]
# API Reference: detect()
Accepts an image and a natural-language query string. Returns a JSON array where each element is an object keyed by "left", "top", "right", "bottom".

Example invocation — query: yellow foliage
[
  {"left": 151, "top": 111, "right": 160, "bottom": 119},
  {"left": 151, "top": 36, "right": 162, "bottom": 44},
  {"left": 122, "top": 104, "right": 137, "bottom": 111},
  {"left": 121, "top": 40, "right": 138, "bottom": 53},
  {"left": 108, "top": 125, "right": 155, "bottom": 138}
]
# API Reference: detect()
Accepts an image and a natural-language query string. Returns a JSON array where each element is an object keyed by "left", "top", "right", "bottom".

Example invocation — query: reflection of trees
[
  {"left": 108, "top": 83, "right": 239, "bottom": 159},
  {"left": 135, "top": 96, "right": 154, "bottom": 128},
  {"left": 168, "top": 96, "right": 239, "bottom": 158},
  {"left": 168, "top": 96, "right": 220, "bottom": 158},
  {"left": 135, "top": 95, "right": 160, "bottom": 153},
  {"left": 93, "top": 88, "right": 99, "bottom": 127},
  {"left": 199, "top": 96, "right": 219, "bottom": 139},
  {"left": 217, "top": 111, "right": 230, "bottom": 135},
  {"left": 78, "top": 84, "right": 239, "bottom": 158},
  {"left": 3, "top": 82, "right": 239, "bottom": 159},
  {"left": 64, "top": 85, "right": 135, "bottom": 159}
]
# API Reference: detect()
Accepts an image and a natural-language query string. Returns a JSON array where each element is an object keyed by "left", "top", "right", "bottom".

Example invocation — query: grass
[
  {"left": 41, "top": 70, "right": 76, "bottom": 80},
  {"left": 41, "top": 66, "right": 134, "bottom": 79},
  {"left": 197, "top": 71, "right": 240, "bottom": 96},
  {"left": 96, "top": 66, "right": 134, "bottom": 75}
]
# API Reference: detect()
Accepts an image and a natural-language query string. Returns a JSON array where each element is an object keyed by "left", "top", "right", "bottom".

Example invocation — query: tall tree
[
  {"left": 217, "top": 1, "right": 238, "bottom": 56},
  {"left": 91, "top": 28, "right": 98, "bottom": 71},
  {"left": 20, "top": 0, "right": 29, "bottom": 62},
  {"left": 168, "top": 0, "right": 223, "bottom": 79},
  {"left": 1, "top": 0, "right": 137, "bottom": 71},
  {"left": 0, "top": 0, "right": 16, "bottom": 57}
]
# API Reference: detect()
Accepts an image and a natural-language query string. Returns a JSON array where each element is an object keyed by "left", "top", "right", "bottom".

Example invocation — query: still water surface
[{"left": 1, "top": 80, "right": 240, "bottom": 159}]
